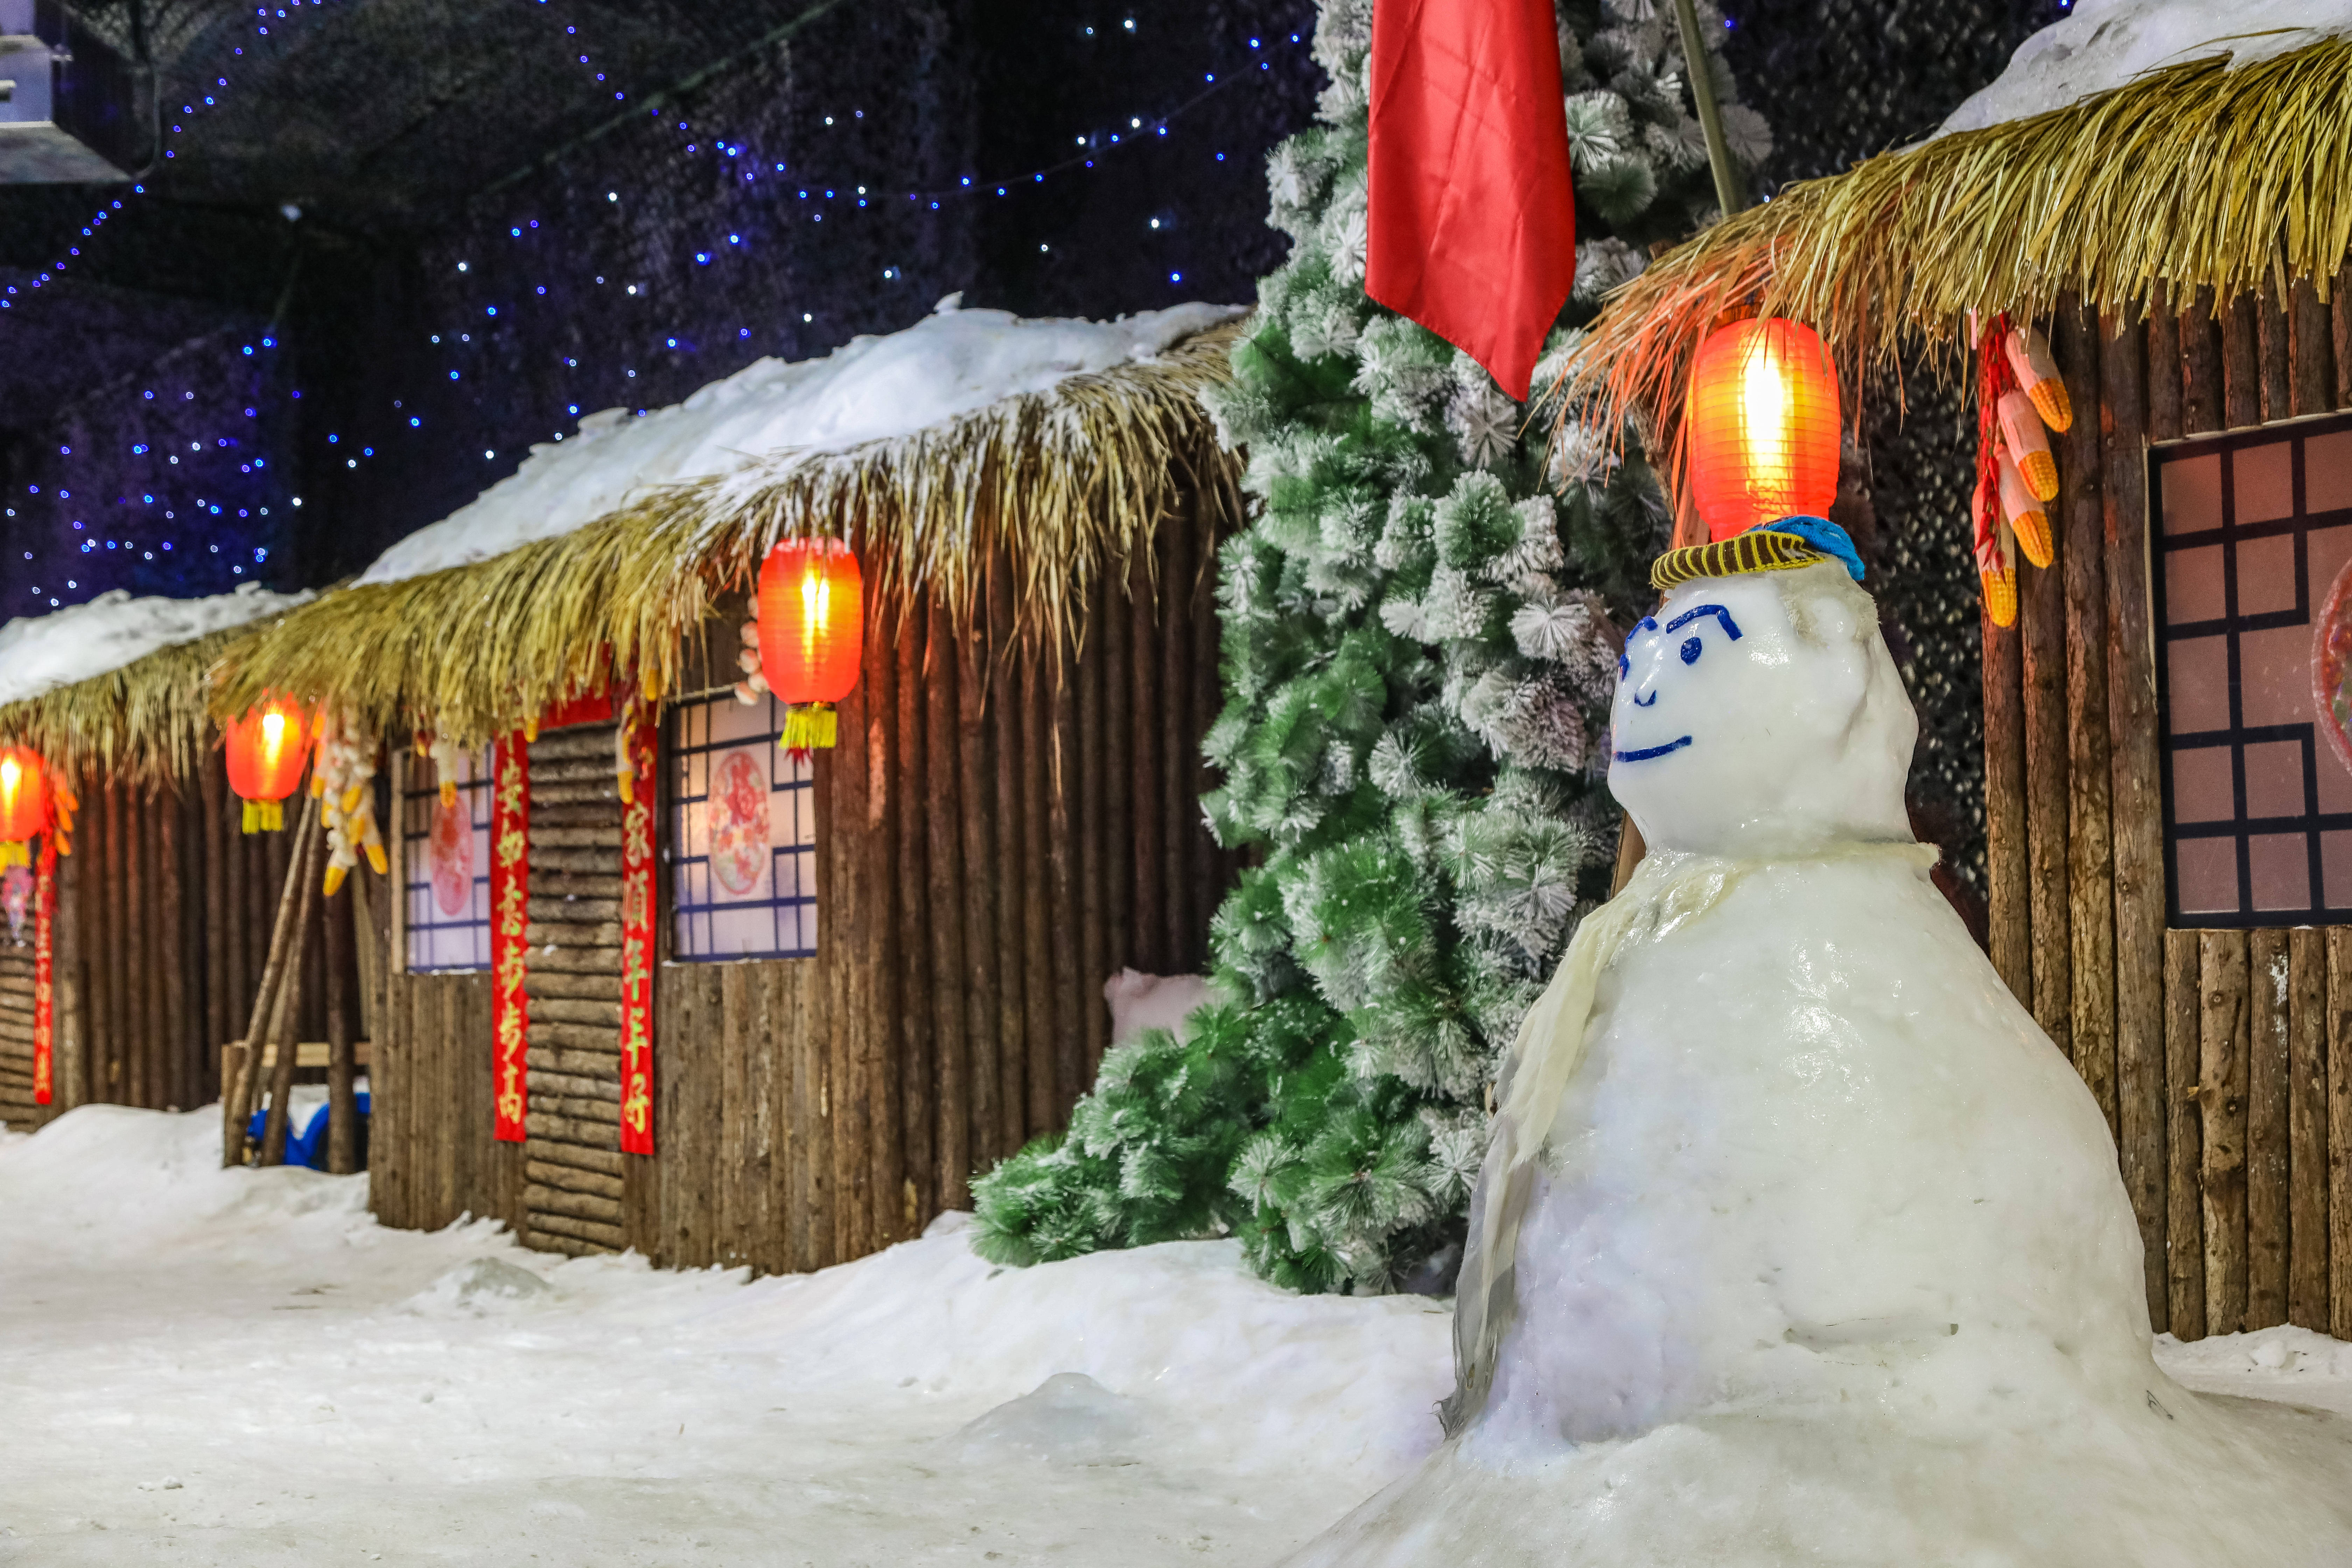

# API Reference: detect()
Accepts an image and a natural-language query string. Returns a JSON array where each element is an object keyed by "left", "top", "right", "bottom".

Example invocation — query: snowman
[{"left": 1287, "top": 521, "right": 2352, "bottom": 1566}]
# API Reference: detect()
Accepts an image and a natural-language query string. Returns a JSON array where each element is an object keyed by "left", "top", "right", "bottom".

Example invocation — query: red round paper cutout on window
[
  {"left": 708, "top": 748, "right": 771, "bottom": 899},
  {"left": 2314, "top": 556, "right": 2352, "bottom": 779},
  {"left": 429, "top": 796, "right": 475, "bottom": 916}
]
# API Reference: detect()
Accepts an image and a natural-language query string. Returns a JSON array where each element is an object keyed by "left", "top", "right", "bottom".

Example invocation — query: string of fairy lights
[{"left": 6, "top": 3, "right": 1310, "bottom": 611}]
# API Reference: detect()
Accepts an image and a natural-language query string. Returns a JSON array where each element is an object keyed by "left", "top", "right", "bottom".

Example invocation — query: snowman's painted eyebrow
[
  {"left": 1622, "top": 615, "right": 1658, "bottom": 648},
  {"left": 1663, "top": 603, "right": 1743, "bottom": 640}
]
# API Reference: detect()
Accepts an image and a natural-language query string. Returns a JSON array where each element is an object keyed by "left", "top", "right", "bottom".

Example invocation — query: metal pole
[{"left": 1670, "top": 0, "right": 1748, "bottom": 218}]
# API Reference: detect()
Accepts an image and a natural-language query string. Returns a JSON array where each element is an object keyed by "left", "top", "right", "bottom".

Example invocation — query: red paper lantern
[
  {"left": 226, "top": 695, "right": 315, "bottom": 833},
  {"left": 1684, "top": 316, "right": 1842, "bottom": 542},
  {"left": 756, "top": 538, "right": 864, "bottom": 753},
  {"left": 0, "top": 747, "right": 48, "bottom": 866}
]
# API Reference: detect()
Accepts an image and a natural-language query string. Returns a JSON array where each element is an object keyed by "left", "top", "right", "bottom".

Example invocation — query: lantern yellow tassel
[
  {"left": 0, "top": 840, "right": 25, "bottom": 869},
  {"left": 242, "top": 799, "right": 285, "bottom": 834},
  {"left": 782, "top": 703, "right": 838, "bottom": 753}
]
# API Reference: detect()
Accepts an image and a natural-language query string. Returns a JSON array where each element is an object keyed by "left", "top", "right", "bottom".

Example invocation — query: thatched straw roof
[
  {"left": 1564, "top": 34, "right": 2352, "bottom": 448},
  {"left": 0, "top": 588, "right": 311, "bottom": 786},
  {"left": 209, "top": 312, "right": 1244, "bottom": 749}
]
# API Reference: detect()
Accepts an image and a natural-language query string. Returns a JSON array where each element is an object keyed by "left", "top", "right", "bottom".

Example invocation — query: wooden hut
[
  {"left": 211, "top": 304, "right": 1245, "bottom": 1269},
  {"left": 0, "top": 587, "right": 368, "bottom": 1153},
  {"left": 1567, "top": 33, "right": 2352, "bottom": 1342}
]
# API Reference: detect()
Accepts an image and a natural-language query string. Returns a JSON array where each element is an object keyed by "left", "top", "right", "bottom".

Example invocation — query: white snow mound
[
  {"left": 0, "top": 1102, "right": 1450, "bottom": 1564},
  {"left": 1937, "top": 0, "right": 2349, "bottom": 135},
  {"left": 357, "top": 300, "right": 1244, "bottom": 588},
  {"left": 0, "top": 582, "right": 312, "bottom": 708}
]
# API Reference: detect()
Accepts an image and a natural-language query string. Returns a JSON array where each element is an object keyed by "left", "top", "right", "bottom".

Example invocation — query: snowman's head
[{"left": 1608, "top": 557, "right": 1915, "bottom": 856}]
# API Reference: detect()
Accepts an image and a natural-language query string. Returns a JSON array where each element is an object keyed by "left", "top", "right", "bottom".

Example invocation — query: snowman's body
[{"left": 1288, "top": 561, "right": 2352, "bottom": 1566}]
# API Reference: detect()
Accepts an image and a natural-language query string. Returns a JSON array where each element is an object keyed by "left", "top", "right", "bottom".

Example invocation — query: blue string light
[{"left": 12, "top": 7, "right": 1308, "bottom": 610}]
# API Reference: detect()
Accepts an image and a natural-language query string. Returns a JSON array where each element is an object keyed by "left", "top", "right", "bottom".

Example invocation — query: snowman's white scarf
[{"left": 1441, "top": 836, "right": 1943, "bottom": 1433}]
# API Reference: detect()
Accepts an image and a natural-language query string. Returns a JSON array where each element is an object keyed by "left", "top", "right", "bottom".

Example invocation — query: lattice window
[
  {"left": 400, "top": 745, "right": 495, "bottom": 971},
  {"left": 668, "top": 691, "right": 818, "bottom": 961},
  {"left": 2155, "top": 412, "right": 2352, "bottom": 925}
]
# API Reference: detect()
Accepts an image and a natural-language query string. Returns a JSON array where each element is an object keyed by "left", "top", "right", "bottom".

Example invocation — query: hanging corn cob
[
  {"left": 735, "top": 614, "right": 770, "bottom": 707},
  {"left": 2004, "top": 325, "right": 2072, "bottom": 432},
  {"left": 46, "top": 782, "right": 76, "bottom": 858},
  {"left": 1971, "top": 310, "right": 2066, "bottom": 625},
  {"left": 427, "top": 732, "right": 463, "bottom": 807},
  {"left": 1973, "top": 462, "right": 2016, "bottom": 629},
  {"left": 1996, "top": 388, "right": 2059, "bottom": 501},
  {"left": 312, "top": 709, "right": 386, "bottom": 896},
  {"left": 1995, "top": 438, "right": 2054, "bottom": 568}
]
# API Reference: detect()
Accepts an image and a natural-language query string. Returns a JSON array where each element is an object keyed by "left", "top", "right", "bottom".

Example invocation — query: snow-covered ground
[
  {"left": 0, "top": 1106, "right": 1446, "bottom": 1566},
  {"left": 4, "top": 1104, "right": 2349, "bottom": 1566}
]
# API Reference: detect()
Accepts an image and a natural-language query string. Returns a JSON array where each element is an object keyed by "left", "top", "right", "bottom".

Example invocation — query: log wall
[
  {"left": 28, "top": 749, "right": 364, "bottom": 1125},
  {"left": 1984, "top": 268, "right": 2352, "bottom": 1338},
  {"left": 0, "top": 943, "right": 41, "bottom": 1128},
  {"left": 365, "top": 493, "right": 1237, "bottom": 1273}
]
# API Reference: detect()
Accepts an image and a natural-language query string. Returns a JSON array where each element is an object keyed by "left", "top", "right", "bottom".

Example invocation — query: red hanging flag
[{"left": 1366, "top": 0, "right": 1578, "bottom": 401}]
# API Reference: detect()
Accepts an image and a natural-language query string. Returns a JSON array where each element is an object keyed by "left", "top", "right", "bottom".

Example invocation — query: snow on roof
[
  {"left": 1937, "top": 0, "right": 2350, "bottom": 136},
  {"left": 0, "top": 583, "right": 312, "bottom": 708},
  {"left": 356, "top": 298, "right": 1245, "bottom": 589}
]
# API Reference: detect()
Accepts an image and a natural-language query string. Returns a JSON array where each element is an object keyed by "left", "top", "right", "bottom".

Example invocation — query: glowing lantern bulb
[
  {"left": 1684, "top": 315, "right": 1843, "bottom": 542},
  {"left": 0, "top": 747, "right": 47, "bottom": 867},
  {"left": 226, "top": 696, "right": 315, "bottom": 833},
  {"left": 757, "top": 538, "right": 864, "bottom": 756}
]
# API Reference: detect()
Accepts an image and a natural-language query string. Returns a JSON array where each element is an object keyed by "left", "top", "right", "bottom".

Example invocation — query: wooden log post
[
  {"left": 925, "top": 596, "right": 972, "bottom": 1207},
  {"left": 1983, "top": 595, "right": 2029, "bottom": 1004},
  {"left": 2102, "top": 300, "right": 2165, "bottom": 1329},
  {"left": 894, "top": 601, "right": 934, "bottom": 1228},
  {"left": 1128, "top": 541, "right": 1165, "bottom": 977},
  {"left": 2021, "top": 351, "right": 2073, "bottom": 1059},
  {"left": 2247, "top": 927, "right": 2290, "bottom": 1328},
  {"left": 2199, "top": 929, "right": 2251, "bottom": 1336},
  {"left": 2165, "top": 929, "right": 2205, "bottom": 1338},
  {"left": 1077, "top": 572, "right": 1110, "bottom": 1078},
  {"left": 2288, "top": 928, "right": 2329, "bottom": 1330},
  {"left": 260, "top": 821, "right": 329, "bottom": 1168},
  {"left": 2059, "top": 298, "right": 2116, "bottom": 1131},
  {"left": 222, "top": 799, "right": 320, "bottom": 1164},
  {"left": 953, "top": 594, "right": 1000, "bottom": 1173},
  {"left": 2331, "top": 929, "right": 2352, "bottom": 1341},
  {"left": 988, "top": 557, "right": 1028, "bottom": 1150},
  {"left": 324, "top": 876, "right": 358, "bottom": 1176}
]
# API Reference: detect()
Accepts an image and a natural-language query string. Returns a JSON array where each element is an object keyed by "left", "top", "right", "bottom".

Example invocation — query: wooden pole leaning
[
  {"left": 324, "top": 872, "right": 357, "bottom": 1176},
  {"left": 220, "top": 796, "right": 321, "bottom": 1166},
  {"left": 260, "top": 821, "right": 329, "bottom": 1167}
]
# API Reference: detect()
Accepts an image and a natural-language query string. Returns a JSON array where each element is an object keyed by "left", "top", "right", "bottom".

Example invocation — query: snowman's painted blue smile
[{"left": 1613, "top": 603, "right": 1744, "bottom": 764}]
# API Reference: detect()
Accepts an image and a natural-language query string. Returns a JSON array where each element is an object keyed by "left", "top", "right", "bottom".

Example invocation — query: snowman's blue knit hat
[{"left": 1649, "top": 516, "right": 1867, "bottom": 592}]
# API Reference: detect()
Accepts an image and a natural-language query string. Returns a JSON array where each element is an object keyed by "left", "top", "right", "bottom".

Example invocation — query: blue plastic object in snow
[{"left": 245, "top": 1091, "right": 370, "bottom": 1170}]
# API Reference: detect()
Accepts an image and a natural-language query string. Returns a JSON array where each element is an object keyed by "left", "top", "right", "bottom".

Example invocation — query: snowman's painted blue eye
[
  {"left": 1618, "top": 654, "right": 1629, "bottom": 679},
  {"left": 1680, "top": 637, "right": 1702, "bottom": 665}
]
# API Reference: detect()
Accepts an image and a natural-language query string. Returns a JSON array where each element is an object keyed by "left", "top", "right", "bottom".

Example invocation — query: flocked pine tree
[{"left": 972, "top": 0, "right": 1770, "bottom": 1293}]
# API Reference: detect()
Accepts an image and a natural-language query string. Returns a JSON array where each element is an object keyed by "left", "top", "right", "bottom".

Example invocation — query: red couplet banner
[
  {"left": 491, "top": 733, "right": 531, "bottom": 1142},
  {"left": 31, "top": 838, "right": 54, "bottom": 1105},
  {"left": 618, "top": 716, "right": 658, "bottom": 1155}
]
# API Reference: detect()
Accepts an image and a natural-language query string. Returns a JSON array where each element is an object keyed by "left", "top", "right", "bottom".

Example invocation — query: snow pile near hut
[
  {"left": 0, "top": 1104, "right": 1447, "bottom": 1565},
  {"left": 1938, "top": 0, "right": 2351, "bottom": 135},
  {"left": 0, "top": 582, "right": 310, "bottom": 707},
  {"left": 5, "top": 1104, "right": 2347, "bottom": 1564},
  {"left": 357, "top": 299, "right": 1243, "bottom": 588}
]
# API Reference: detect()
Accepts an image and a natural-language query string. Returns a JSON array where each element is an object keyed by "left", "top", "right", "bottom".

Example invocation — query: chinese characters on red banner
[
  {"left": 618, "top": 716, "right": 657, "bottom": 1155},
  {"left": 491, "top": 734, "right": 531, "bottom": 1141},
  {"left": 32, "top": 838, "right": 53, "bottom": 1105}
]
